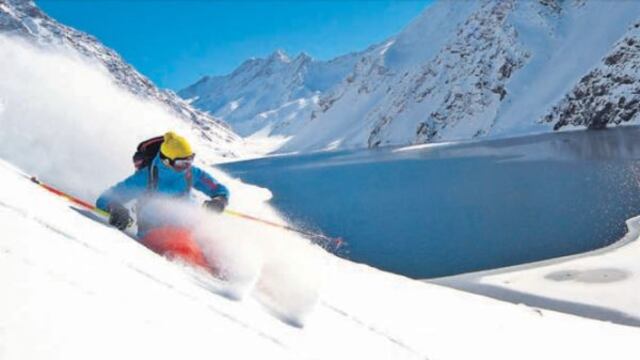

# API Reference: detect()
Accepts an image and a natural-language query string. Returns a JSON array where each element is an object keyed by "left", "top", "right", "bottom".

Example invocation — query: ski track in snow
[
  {"left": 320, "top": 301, "right": 425, "bottom": 359},
  {"left": 126, "top": 265, "right": 291, "bottom": 352}
]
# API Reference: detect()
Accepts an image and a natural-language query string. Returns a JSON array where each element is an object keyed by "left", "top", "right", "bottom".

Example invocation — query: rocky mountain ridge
[{"left": 542, "top": 20, "right": 640, "bottom": 130}]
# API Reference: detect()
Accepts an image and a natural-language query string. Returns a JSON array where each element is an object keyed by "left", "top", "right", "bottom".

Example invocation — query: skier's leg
[{"left": 141, "top": 227, "right": 209, "bottom": 269}]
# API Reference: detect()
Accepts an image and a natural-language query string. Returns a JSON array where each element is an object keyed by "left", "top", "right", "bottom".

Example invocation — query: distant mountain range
[
  {"left": 180, "top": 0, "right": 640, "bottom": 153},
  {"left": 179, "top": 49, "right": 364, "bottom": 138},
  {"left": 0, "top": 0, "right": 241, "bottom": 158}
]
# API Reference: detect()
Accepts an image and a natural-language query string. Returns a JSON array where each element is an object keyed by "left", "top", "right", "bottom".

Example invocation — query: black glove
[
  {"left": 108, "top": 203, "right": 132, "bottom": 230},
  {"left": 204, "top": 196, "right": 228, "bottom": 213}
]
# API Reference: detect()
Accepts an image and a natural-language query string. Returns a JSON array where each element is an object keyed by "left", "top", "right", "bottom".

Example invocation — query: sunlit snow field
[{"left": 221, "top": 127, "right": 640, "bottom": 278}]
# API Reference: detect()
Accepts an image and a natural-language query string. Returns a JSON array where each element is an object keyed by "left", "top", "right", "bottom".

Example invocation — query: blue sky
[{"left": 37, "top": 0, "right": 432, "bottom": 90}]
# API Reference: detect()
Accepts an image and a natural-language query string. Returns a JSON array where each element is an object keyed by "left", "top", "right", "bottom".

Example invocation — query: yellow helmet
[{"left": 160, "top": 131, "right": 193, "bottom": 160}]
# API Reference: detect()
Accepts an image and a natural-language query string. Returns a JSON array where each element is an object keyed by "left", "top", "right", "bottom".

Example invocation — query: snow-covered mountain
[
  {"left": 181, "top": 0, "right": 640, "bottom": 153},
  {"left": 179, "top": 49, "right": 362, "bottom": 137},
  {"left": 542, "top": 19, "right": 640, "bottom": 130},
  {"left": 0, "top": 0, "right": 241, "bottom": 156}
]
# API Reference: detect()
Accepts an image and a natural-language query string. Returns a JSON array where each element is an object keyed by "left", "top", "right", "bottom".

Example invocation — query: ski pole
[
  {"left": 27, "top": 175, "right": 343, "bottom": 249},
  {"left": 29, "top": 176, "right": 110, "bottom": 217},
  {"left": 223, "top": 209, "right": 344, "bottom": 249}
]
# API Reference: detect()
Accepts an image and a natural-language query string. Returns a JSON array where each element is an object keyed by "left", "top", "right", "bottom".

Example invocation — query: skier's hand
[
  {"left": 108, "top": 203, "right": 132, "bottom": 230},
  {"left": 204, "top": 196, "right": 228, "bottom": 213}
]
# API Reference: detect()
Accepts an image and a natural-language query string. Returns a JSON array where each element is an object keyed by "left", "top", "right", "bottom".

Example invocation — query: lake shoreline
[{"left": 429, "top": 215, "right": 640, "bottom": 327}]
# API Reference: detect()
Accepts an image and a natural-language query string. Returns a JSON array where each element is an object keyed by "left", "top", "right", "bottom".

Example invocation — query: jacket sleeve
[
  {"left": 95, "top": 169, "right": 149, "bottom": 211},
  {"left": 192, "top": 166, "right": 229, "bottom": 200}
]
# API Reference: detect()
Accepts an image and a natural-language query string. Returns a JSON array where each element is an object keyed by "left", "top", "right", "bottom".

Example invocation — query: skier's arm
[
  {"left": 192, "top": 166, "right": 229, "bottom": 200},
  {"left": 96, "top": 169, "right": 149, "bottom": 211}
]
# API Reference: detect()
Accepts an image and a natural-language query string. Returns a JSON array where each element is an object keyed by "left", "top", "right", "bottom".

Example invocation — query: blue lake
[{"left": 219, "top": 128, "right": 640, "bottom": 279}]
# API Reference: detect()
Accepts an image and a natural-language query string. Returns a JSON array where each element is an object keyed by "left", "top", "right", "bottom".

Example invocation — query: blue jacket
[{"left": 96, "top": 155, "right": 229, "bottom": 234}]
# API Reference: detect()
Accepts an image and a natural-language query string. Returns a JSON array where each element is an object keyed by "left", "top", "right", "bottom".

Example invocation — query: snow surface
[{"left": 3, "top": 156, "right": 640, "bottom": 360}]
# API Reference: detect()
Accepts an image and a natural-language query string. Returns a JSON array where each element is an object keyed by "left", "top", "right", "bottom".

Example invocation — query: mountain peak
[
  {"left": 269, "top": 49, "right": 290, "bottom": 63},
  {"left": 294, "top": 51, "right": 312, "bottom": 62}
]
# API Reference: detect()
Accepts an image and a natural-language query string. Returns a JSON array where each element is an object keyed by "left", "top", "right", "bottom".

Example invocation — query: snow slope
[
  {"left": 2, "top": 157, "right": 640, "bottom": 360},
  {"left": 181, "top": 0, "right": 640, "bottom": 154}
]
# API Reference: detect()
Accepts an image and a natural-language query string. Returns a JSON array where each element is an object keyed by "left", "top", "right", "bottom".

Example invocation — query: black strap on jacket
[
  {"left": 147, "top": 164, "right": 192, "bottom": 195},
  {"left": 148, "top": 165, "right": 159, "bottom": 191}
]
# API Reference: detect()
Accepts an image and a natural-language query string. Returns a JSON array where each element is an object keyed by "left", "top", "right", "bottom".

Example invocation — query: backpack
[
  {"left": 133, "top": 136, "right": 164, "bottom": 170},
  {"left": 132, "top": 136, "right": 192, "bottom": 192}
]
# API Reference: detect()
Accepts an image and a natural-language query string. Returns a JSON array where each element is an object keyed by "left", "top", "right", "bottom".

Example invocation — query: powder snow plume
[
  {"left": 136, "top": 198, "right": 330, "bottom": 326},
  {"left": 0, "top": 35, "right": 219, "bottom": 200}
]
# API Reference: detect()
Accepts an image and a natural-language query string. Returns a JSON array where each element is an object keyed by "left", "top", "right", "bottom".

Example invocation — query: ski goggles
[{"left": 166, "top": 154, "right": 195, "bottom": 171}]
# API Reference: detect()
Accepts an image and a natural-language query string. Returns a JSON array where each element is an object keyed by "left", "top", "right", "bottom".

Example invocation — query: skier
[{"left": 96, "top": 131, "right": 229, "bottom": 269}]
